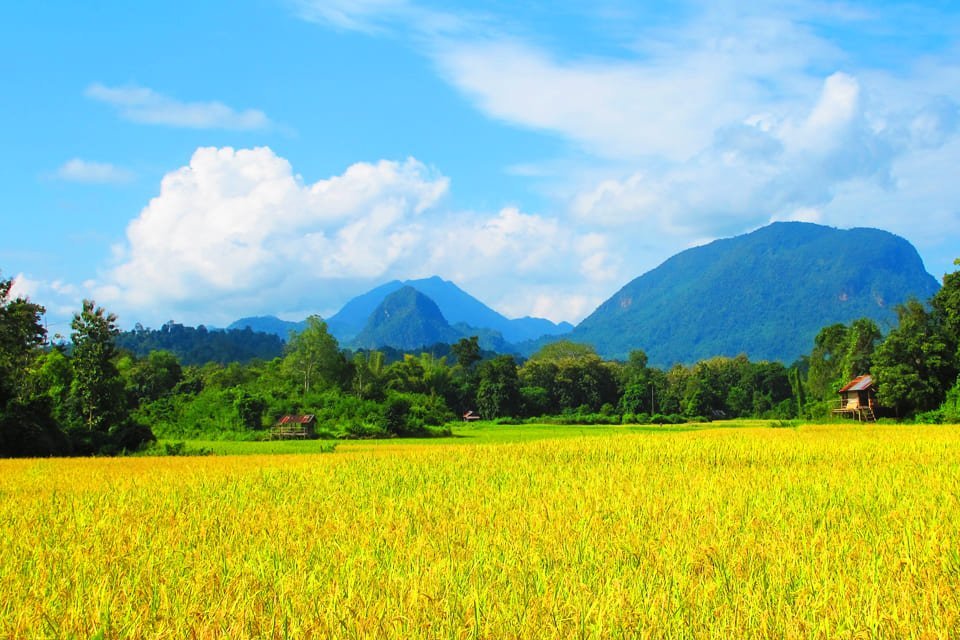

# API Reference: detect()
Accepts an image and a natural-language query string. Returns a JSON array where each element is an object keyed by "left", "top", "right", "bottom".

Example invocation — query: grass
[
  {"left": 168, "top": 420, "right": 715, "bottom": 455},
  {"left": 3, "top": 422, "right": 960, "bottom": 638}
]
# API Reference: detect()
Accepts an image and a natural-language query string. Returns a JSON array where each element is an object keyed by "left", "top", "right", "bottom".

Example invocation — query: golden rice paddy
[{"left": 2, "top": 423, "right": 959, "bottom": 638}]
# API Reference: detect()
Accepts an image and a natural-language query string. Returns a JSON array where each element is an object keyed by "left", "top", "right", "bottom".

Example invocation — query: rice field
[{"left": 2, "top": 423, "right": 960, "bottom": 638}]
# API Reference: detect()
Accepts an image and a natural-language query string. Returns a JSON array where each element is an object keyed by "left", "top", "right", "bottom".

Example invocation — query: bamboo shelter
[
  {"left": 271, "top": 415, "right": 317, "bottom": 439},
  {"left": 832, "top": 375, "right": 877, "bottom": 422}
]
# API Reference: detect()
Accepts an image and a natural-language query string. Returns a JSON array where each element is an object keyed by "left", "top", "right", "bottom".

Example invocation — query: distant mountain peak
[
  {"left": 570, "top": 222, "right": 939, "bottom": 366},
  {"left": 350, "top": 286, "right": 463, "bottom": 351},
  {"left": 325, "top": 275, "right": 571, "bottom": 345}
]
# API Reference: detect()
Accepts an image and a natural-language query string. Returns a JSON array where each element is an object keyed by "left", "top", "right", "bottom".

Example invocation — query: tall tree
[
  {"left": 451, "top": 336, "right": 481, "bottom": 370},
  {"left": 873, "top": 299, "right": 956, "bottom": 417},
  {"left": 477, "top": 355, "right": 521, "bottom": 419},
  {"left": 282, "top": 316, "right": 345, "bottom": 396},
  {"left": 0, "top": 277, "right": 67, "bottom": 457},
  {"left": 352, "top": 350, "right": 385, "bottom": 400},
  {"left": 840, "top": 318, "right": 882, "bottom": 382},
  {"left": 931, "top": 258, "right": 960, "bottom": 361},
  {"left": 0, "top": 277, "right": 47, "bottom": 403},
  {"left": 806, "top": 323, "right": 849, "bottom": 401},
  {"left": 70, "top": 300, "right": 126, "bottom": 433}
]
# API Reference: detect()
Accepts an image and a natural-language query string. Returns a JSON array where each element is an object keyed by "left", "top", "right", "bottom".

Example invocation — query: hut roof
[
  {"left": 838, "top": 375, "right": 873, "bottom": 393},
  {"left": 277, "top": 414, "right": 316, "bottom": 425}
]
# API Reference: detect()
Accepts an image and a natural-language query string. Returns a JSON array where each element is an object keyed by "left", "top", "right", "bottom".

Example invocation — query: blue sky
[{"left": 4, "top": 1, "right": 960, "bottom": 335}]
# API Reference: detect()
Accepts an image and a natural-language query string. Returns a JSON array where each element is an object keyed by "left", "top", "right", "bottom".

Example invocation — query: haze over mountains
[{"left": 230, "top": 222, "right": 941, "bottom": 366}]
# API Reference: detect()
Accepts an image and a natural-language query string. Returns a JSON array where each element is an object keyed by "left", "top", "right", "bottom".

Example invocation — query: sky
[{"left": 3, "top": 1, "right": 960, "bottom": 336}]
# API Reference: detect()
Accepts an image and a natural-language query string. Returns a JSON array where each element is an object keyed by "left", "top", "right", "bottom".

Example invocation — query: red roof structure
[
  {"left": 834, "top": 375, "right": 877, "bottom": 421},
  {"left": 272, "top": 414, "right": 317, "bottom": 438},
  {"left": 838, "top": 375, "right": 873, "bottom": 393},
  {"left": 276, "top": 414, "right": 316, "bottom": 425}
]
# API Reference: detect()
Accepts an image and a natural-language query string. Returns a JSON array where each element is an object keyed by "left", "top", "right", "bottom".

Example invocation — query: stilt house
[
  {"left": 833, "top": 375, "right": 878, "bottom": 422},
  {"left": 272, "top": 414, "right": 317, "bottom": 439}
]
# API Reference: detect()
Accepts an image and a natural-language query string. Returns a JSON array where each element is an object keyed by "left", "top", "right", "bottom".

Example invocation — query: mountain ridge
[
  {"left": 569, "top": 221, "right": 940, "bottom": 366},
  {"left": 231, "top": 276, "right": 572, "bottom": 345},
  {"left": 350, "top": 286, "right": 463, "bottom": 351}
]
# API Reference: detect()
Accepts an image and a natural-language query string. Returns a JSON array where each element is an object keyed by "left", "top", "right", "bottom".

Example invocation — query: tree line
[{"left": 1, "top": 258, "right": 958, "bottom": 456}]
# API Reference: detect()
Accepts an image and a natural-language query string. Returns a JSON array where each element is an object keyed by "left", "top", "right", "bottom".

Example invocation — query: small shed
[
  {"left": 272, "top": 414, "right": 317, "bottom": 439},
  {"left": 833, "top": 375, "right": 878, "bottom": 421},
  {"left": 462, "top": 410, "right": 481, "bottom": 422}
]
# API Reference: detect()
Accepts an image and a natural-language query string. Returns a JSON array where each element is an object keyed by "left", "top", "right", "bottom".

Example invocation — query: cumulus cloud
[
  {"left": 55, "top": 158, "right": 134, "bottom": 184},
  {"left": 571, "top": 71, "right": 957, "bottom": 242},
  {"left": 86, "top": 147, "right": 622, "bottom": 326},
  {"left": 96, "top": 147, "right": 447, "bottom": 322},
  {"left": 86, "top": 83, "right": 272, "bottom": 130}
]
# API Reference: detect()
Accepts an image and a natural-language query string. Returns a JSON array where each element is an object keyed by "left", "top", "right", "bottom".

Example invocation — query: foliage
[
  {"left": 116, "top": 321, "right": 284, "bottom": 365},
  {"left": 282, "top": 315, "right": 347, "bottom": 396},
  {"left": 0, "top": 277, "right": 58, "bottom": 456},
  {"left": 476, "top": 355, "right": 521, "bottom": 419},
  {"left": 872, "top": 299, "right": 956, "bottom": 416}
]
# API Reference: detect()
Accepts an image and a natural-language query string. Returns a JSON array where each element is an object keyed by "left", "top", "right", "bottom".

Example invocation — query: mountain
[
  {"left": 570, "top": 222, "right": 941, "bottom": 366},
  {"left": 327, "top": 276, "right": 571, "bottom": 344},
  {"left": 228, "top": 316, "right": 306, "bottom": 338},
  {"left": 350, "top": 286, "right": 464, "bottom": 351}
]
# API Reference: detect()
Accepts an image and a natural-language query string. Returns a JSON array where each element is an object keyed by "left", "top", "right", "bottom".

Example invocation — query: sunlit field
[{"left": 3, "top": 423, "right": 960, "bottom": 638}]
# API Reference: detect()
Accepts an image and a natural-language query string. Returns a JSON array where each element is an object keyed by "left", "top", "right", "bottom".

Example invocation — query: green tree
[
  {"left": 618, "top": 350, "right": 653, "bottom": 415},
  {"left": 873, "top": 299, "right": 956, "bottom": 417},
  {"left": 119, "top": 350, "right": 183, "bottom": 406},
  {"left": 840, "top": 318, "right": 882, "bottom": 382},
  {"left": 451, "top": 336, "right": 481, "bottom": 370},
  {"left": 0, "top": 277, "right": 70, "bottom": 457},
  {"left": 931, "top": 258, "right": 960, "bottom": 361},
  {"left": 352, "top": 350, "right": 385, "bottom": 400},
  {"left": 282, "top": 316, "right": 346, "bottom": 396},
  {"left": 477, "top": 355, "right": 521, "bottom": 419},
  {"left": 529, "top": 340, "right": 597, "bottom": 362},
  {"left": 806, "top": 323, "right": 849, "bottom": 401},
  {"left": 0, "top": 277, "right": 47, "bottom": 404},
  {"left": 70, "top": 300, "right": 125, "bottom": 432},
  {"left": 69, "top": 300, "right": 153, "bottom": 452}
]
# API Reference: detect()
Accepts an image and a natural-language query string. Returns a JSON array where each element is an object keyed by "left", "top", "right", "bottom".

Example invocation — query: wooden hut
[
  {"left": 271, "top": 414, "right": 317, "bottom": 439},
  {"left": 832, "top": 375, "right": 877, "bottom": 422}
]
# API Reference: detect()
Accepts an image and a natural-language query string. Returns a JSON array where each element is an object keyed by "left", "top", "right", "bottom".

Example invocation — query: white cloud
[
  {"left": 8, "top": 274, "right": 82, "bottom": 337},
  {"left": 86, "top": 83, "right": 272, "bottom": 130},
  {"left": 95, "top": 147, "right": 449, "bottom": 324},
  {"left": 82, "top": 148, "right": 624, "bottom": 326},
  {"left": 415, "top": 206, "right": 621, "bottom": 323},
  {"left": 570, "top": 70, "right": 957, "bottom": 242},
  {"left": 295, "top": 0, "right": 412, "bottom": 33},
  {"left": 55, "top": 158, "right": 134, "bottom": 184},
  {"left": 292, "top": 1, "right": 960, "bottom": 284}
]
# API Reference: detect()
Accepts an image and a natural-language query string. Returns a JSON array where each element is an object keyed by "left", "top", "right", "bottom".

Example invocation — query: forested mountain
[
  {"left": 350, "top": 286, "right": 464, "bottom": 351},
  {"left": 227, "top": 316, "right": 305, "bottom": 338},
  {"left": 225, "top": 277, "right": 571, "bottom": 345},
  {"left": 571, "top": 222, "right": 940, "bottom": 366},
  {"left": 116, "top": 322, "right": 284, "bottom": 365}
]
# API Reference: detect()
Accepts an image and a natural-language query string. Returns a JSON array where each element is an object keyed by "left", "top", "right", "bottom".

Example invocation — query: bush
[
  {"left": 342, "top": 421, "right": 391, "bottom": 439},
  {"left": 913, "top": 409, "right": 944, "bottom": 424},
  {"left": 138, "top": 441, "right": 213, "bottom": 456}
]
